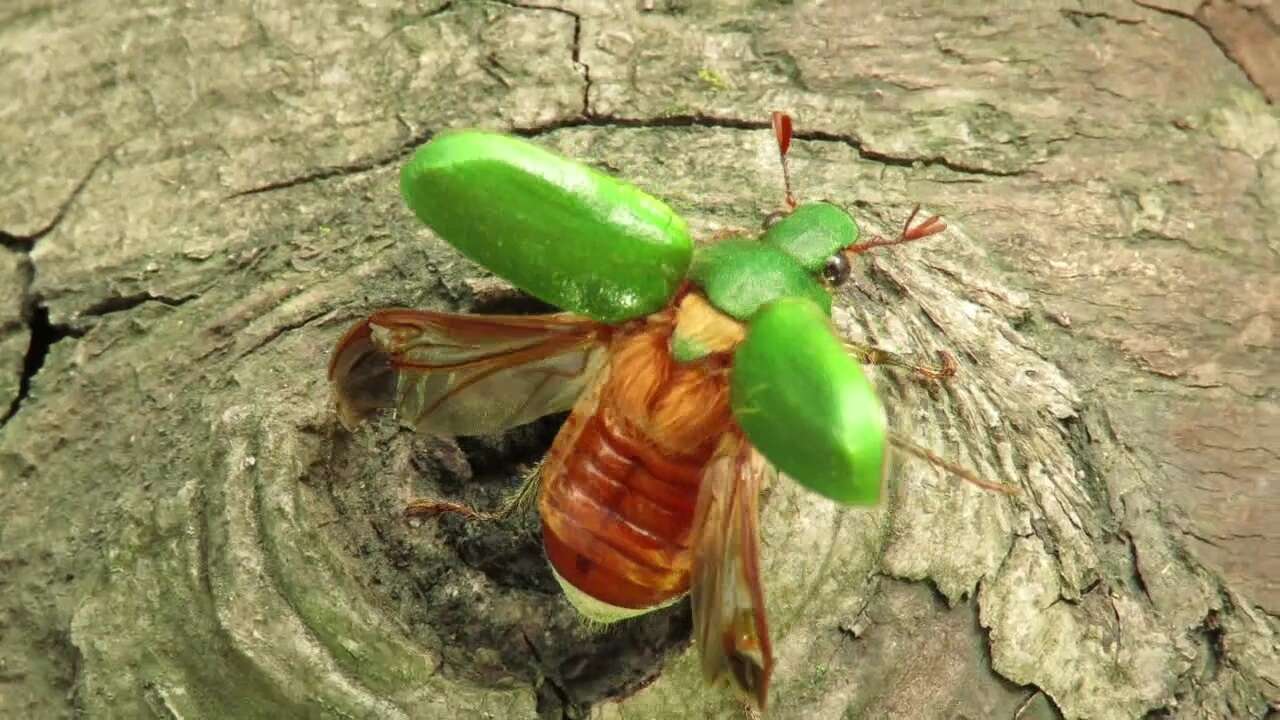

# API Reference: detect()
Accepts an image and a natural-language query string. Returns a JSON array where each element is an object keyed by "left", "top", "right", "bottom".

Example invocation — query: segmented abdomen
[{"left": 539, "top": 320, "right": 731, "bottom": 614}]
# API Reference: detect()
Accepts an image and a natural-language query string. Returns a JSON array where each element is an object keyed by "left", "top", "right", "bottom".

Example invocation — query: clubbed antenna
[
  {"left": 771, "top": 111, "right": 797, "bottom": 210},
  {"left": 846, "top": 204, "right": 947, "bottom": 255}
]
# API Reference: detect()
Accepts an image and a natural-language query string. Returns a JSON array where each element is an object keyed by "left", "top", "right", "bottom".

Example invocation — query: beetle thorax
[{"left": 670, "top": 293, "right": 746, "bottom": 363}]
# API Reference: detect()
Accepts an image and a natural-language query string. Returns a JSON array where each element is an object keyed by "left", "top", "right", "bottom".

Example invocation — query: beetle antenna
[
  {"left": 846, "top": 204, "right": 947, "bottom": 254},
  {"left": 887, "top": 433, "right": 1019, "bottom": 495},
  {"left": 771, "top": 111, "right": 797, "bottom": 210}
]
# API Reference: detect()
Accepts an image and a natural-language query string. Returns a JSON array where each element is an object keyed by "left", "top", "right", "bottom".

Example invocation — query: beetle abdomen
[
  {"left": 539, "top": 319, "right": 731, "bottom": 619},
  {"left": 541, "top": 413, "right": 700, "bottom": 614}
]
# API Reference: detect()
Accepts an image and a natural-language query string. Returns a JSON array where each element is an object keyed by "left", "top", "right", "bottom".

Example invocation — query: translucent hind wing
[
  {"left": 690, "top": 432, "right": 774, "bottom": 709},
  {"left": 329, "top": 308, "right": 607, "bottom": 436}
]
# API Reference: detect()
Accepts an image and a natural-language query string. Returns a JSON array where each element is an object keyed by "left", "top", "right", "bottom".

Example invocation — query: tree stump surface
[{"left": 1, "top": 2, "right": 1277, "bottom": 718}]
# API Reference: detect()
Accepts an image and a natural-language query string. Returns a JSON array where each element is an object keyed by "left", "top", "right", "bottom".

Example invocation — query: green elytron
[{"left": 330, "top": 112, "right": 1014, "bottom": 710}]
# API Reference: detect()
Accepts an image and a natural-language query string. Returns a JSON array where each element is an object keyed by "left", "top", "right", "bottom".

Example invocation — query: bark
[{"left": 1, "top": 1, "right": 1277, "bottom": 718}]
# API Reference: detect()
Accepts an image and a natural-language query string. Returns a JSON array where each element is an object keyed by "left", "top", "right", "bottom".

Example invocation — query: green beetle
[{"left": 329, "top": 112, "right": 1013, "bottom": 710}]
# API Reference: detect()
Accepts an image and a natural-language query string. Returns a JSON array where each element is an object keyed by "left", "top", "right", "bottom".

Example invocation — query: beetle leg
[
  {"left": 404, "top": 460, "right": 543, "bottom": 523},
  {"left": 888, "top": 434, "right": 1019, "bottom": 495},
  {"left": 843, "top": 342, "right": 957, "bottom": 382},
  {"left": 706, "top": 227, "right": 752, "bottom": 244}
]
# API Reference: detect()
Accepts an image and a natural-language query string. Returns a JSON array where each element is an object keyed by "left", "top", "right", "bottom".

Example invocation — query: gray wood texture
[{"left": 2, "top": 1, "right": 1277, "bottom": 718}]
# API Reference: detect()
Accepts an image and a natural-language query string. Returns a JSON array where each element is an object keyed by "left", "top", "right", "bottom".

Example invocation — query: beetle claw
[
  {"left": 404, "top": 499, "right": 495, "bottom": 522},
  {"left": 914, "top": 350, "right": 958, "bottom": 381}
]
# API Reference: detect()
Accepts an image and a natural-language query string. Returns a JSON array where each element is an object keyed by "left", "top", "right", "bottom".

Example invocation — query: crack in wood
[
  {"left": 1, "top": 302, "right": 81, "bottom": 426},
  {"left": 80, "top": 291, "right": 200, "bottom": 318},
  {"left": 225, "top": 111, "right": 1025, "bottom": 200},
  {"left": 0, "top": 146, "right": 117, "bottom": 250},
  {"left": 490, "top": 0, "right": 590, "bottom": 117}
]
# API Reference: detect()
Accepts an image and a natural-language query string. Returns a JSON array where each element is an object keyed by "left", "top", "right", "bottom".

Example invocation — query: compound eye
[
  {"left": 822, "top": 253, "right": 851, "bottom": 286},
  {"left": 761, "top": 210, "right": 788, "bottom": 230}
]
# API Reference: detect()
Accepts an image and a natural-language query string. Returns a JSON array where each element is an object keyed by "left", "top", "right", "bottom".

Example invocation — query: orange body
[{"left": 539, "top": 316, "right": 733, "bottom": 611}]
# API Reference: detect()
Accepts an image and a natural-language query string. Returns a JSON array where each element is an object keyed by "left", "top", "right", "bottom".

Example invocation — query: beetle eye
[
  {"left": 822, "top": 253, "right": 851, "bottom": 286},
  {"left": 761, "top": 210, "right": 788, "bottom": 230}
]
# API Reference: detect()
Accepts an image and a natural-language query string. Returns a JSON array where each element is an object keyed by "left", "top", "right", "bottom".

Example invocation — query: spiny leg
[
  {"left": 888, "top": 434, "right": 1019, "bottom": 495},
  {"left": 706, "top": 227, "right": 753, "bottom": 244},
  {"left": 837, "top": 206, "right": 1016, "bottom": 496},
  {"left": 838, "top": 204, "right": 957, "bottom": 381},
  {"left": 404, "top": 459, "right": 543, "bottom": 523},
  {"left": 844, "top": 340, "right": 957, "bottom": 381}
]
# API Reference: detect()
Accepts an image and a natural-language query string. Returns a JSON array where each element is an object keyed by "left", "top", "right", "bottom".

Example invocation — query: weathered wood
[{"left": 1, "top": 1, "right": 1276, "bottom": 718}]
